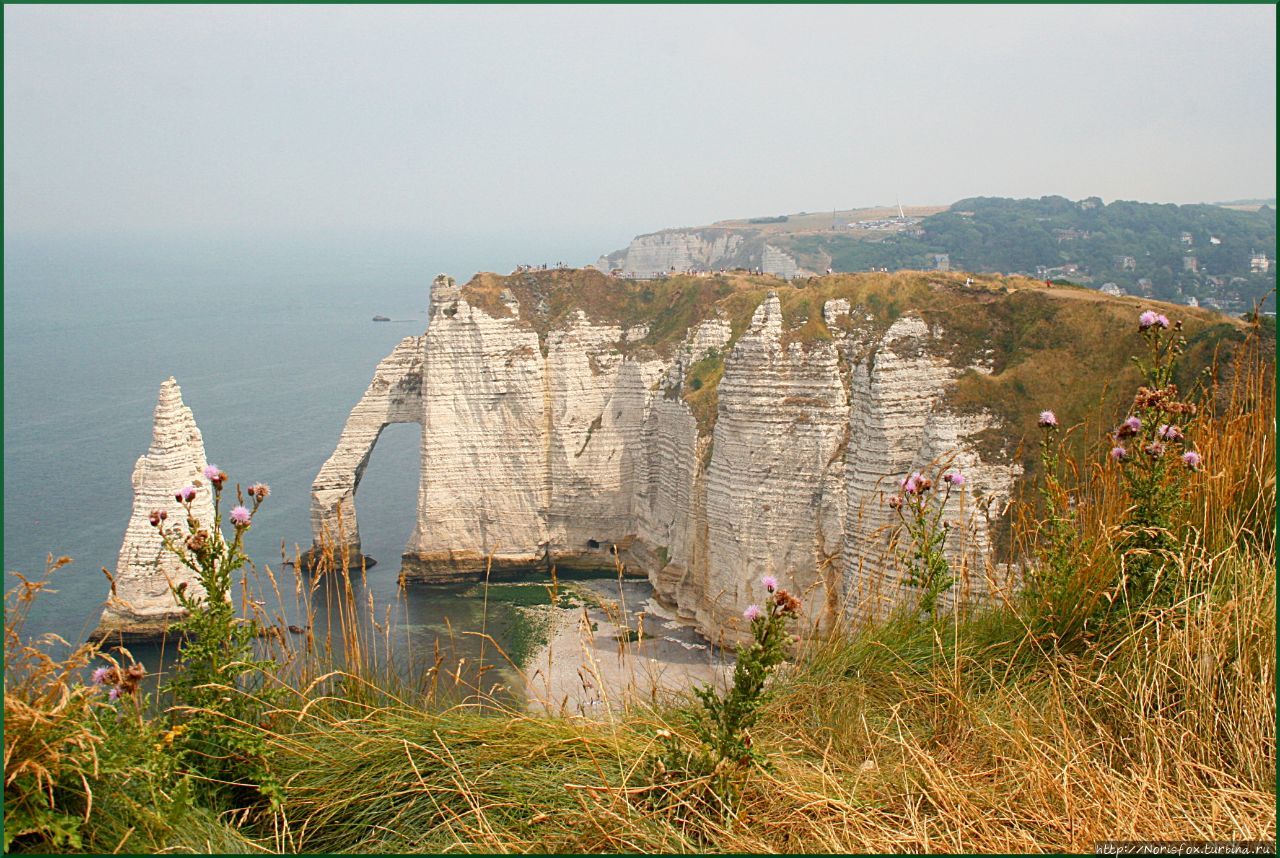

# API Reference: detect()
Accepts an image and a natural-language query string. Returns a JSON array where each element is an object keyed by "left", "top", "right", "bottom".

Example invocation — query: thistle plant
[
  {"left": 887, "top": 468, "right": 965, "bottom": 618},
  {"left": 1107, "top": 311, "right": 1201, "bottom": 605},
  {"left": 1024, "top": 410, "right": 1098, "bottom": 639},
  {"left": 152, "top": 469, "right": 283, "bottom": 809},
  {"left": 651, "top": 576, "right": 801, "bottom": 812}
]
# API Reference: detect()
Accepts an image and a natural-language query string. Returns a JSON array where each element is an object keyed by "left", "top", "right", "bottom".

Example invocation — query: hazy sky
[{"left": 4, "top": 5, "right": 1276, "bottom": 256}]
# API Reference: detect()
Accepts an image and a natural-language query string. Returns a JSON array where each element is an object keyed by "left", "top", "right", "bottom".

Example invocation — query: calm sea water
[{"left": 3, "top": 232, "right": 595, "bottom": 688}]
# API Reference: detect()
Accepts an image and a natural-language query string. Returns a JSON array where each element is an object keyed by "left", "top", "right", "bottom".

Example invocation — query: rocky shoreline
[{"left": 523, "top": 578, "right": 732, "bottom": 718}]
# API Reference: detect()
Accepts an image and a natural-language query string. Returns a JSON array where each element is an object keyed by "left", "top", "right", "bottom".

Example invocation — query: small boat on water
[{"left": 372, "top": 315, "right": 391, "bottom": 322}]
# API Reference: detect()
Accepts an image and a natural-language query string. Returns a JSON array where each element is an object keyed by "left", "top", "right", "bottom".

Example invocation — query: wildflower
[
  {"left": 186, "top": 530, "right": 209, "bottom": 552},
  {"left": 943, "top": 471, "right": 965, "bottom": 488},
  {"left": 1116, "top": 416, "right": 1142, "bottom": 438},
  {"left": 743, "top": 604, "right": 763, "bottom": 622},
  {"left": 1110, "top": 446, "right": 1128, "bottom": 462},
  {"left": 108, "top": 686, "right": 121, "bottom": 702},
  {"left": 773, "top": 589, "right": 802, "bottom": 617},
  {"left": 175, "top": 485, "right": 197, "bottom": 503},
  {"left": 887, "top": 495, "right": 903, "bottom": 509},
  {"left": 1139, "top": 310, "right": 1168, "bottom": 330},
  {"left": 1182, "top": 450, "right": 1202, "bottom": 470},
  {"left": 91, "top": 666, "right": 111, "bottom": 685},
  {"left": 229, "top": 505, "right": 251, "bottom": 526},
  {"left": 1144, "top": 441, "right": 1165, "bottom": 458},
  {"left": 900, "top": 472, "right": 922, "bottom": 494},
  {"left": 1038, "top": 410, "right": 1058, "bottom": 428},
  {"left": 202, "top": 464, "right": 221, "bottom": 481},
  {"left": 247, "top": 483, "right": 270, "bottom": 501},
  {"left": 761, "top": 575, "right": 778, "bottom": 593},
  {"left": 1157, "top": 424, "right": 1183, "bottom": 442},
  {"left": 148, "top": 510, "right": 163, "bottom": 527}
]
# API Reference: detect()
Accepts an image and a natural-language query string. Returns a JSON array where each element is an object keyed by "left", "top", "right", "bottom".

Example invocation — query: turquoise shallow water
[{"left": 2, "top": 232, "right": 587, "bottom": 685}]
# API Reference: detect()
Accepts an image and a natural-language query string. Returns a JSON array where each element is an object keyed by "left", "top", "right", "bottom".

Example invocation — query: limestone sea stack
[{"left": 93, "top": 378, "right": 214, "bottom": 641}]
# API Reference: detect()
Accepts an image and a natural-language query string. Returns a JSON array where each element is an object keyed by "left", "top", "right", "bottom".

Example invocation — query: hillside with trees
[{"left": 773, "top": 196, "right": 1275, "bottom": 311}]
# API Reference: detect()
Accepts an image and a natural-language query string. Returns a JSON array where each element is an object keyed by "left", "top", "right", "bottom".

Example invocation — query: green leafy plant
[
  {"left": 888, "top": 468, "right": 966, "bottom": 617},
  {"left": 153, "top": 470, "right": 283, "bottom": 810},
  {"left": 1021, "top": 410, "right": 1104, "bottom": 643},
  {"left": 651, "top": 578, "right": 801, "bottom": 812},
  {"left": 1107, "top": 311, "right": 1201, "bottom": 605}
]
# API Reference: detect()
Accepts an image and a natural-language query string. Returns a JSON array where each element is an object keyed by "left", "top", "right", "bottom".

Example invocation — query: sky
[{"left": 4, "top": 5, "right": 1276, "bottom": 261}]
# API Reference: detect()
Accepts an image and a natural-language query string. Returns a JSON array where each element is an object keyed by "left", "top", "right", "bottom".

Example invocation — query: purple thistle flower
[
  {"left": 108, "top": 686, "right": 121, "bottom": 702},
  {"left": 1110, "top": 446, "right": 1128, "bottom": 462},
  {"left": 943, "top": 472, "right": 966, "bottom": 488},
  {"left": 202, "top": 464, "right": 221, "bottom": 481},
  {"left": 1117, "top": 416, "right": 1142, "bottom": 438},
  {"left": 743, "top": 604, "right": 763, "bottom": 622},
  {"left": 887, "top": 495, "right": 903, "bottom": 509},
  {"left": 91, "top": 666, "right": 111, "bottom": 686},
  {"left": 1139, "top": 310, "right": 1159, "bottom": 330},
  {"left": 1155, "top": 313, "right": 1170, "bottom": 329},
  {"left": 761, "top": 575, "right": 778, "bottom": 593},
  {"left": 1182, "top": 450, "right": 1202, "bottom": 470},
  {"left": 175, "top": 485, "right": 197, "bottom": 503},
  {"left": 1158, "top": 424, "right": 1183, "bottom": 442},
  {"left": 901, "top": 472, "right": 923, "bottom": 494},
  {"left": 229, "top": 505, "right": 251, "bottom": 526},
  {"left": 1038, "top": 410, "right": 1058, "bottom": 428},
  {"left": 1144, "top": 442, "right": 1165, "bottom": 458}
]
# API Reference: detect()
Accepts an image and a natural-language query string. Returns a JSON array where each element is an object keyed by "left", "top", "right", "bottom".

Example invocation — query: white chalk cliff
[
  {"left": 94, "top": 378, "right": 215, "bottom": 640},
  {"left": 309, "top": 271, "right": 1022, "bottom": 642}
]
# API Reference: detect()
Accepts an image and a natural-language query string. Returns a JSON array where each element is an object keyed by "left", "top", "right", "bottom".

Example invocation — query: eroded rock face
[
  {"left": 597, "top": 229, "right": 753, "bottom": 274},
  {"left": 841, "top": 316, "right": 1018, "bottom": 620},
  {"left": 761, "top": 244, "right": 801, "bottom": 279},
  {"left": 311, "top": 276, "right": 1021, "bottom": 643},
  {"left": 94, "top": 378, "right": 214, "bottom": 640},
  {"left": 699, "top": 295, "right": 848, "bottom": 636}
]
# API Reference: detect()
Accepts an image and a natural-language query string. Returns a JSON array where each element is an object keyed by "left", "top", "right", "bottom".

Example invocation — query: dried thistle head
[{"left": 773, "top": 589, "right": 801, "bottom": 617}]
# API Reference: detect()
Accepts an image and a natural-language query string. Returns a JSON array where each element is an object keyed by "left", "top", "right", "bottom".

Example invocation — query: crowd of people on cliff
[{"left": 513, "top": 262, "right": 571, "bottom": 272}]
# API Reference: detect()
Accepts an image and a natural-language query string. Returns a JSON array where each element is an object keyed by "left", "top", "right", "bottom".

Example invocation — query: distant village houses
[
  {"left": 1099, "top": 282, "right": 1124, "bottom": 297},
  {"left": 1114, "top": 255, "right": 1137, "bottom": 271},
  {"left": 1250, "top": 252, "right": 1271, "bottom": 274}
]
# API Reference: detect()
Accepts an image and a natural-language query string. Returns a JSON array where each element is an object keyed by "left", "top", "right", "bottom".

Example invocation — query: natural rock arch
[{"left": 308, "top": 335, "right": 424, "bottom": 567}]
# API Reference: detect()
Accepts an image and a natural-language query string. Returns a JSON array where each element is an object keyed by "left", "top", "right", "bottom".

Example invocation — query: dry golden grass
[{"left": 3, "top": 559, "right": 105, "bottom": 825}]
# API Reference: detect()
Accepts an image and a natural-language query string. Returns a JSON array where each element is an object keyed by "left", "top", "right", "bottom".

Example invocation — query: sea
[{"left": 2, "top": 231, "right": 610, "bottom": 695}]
